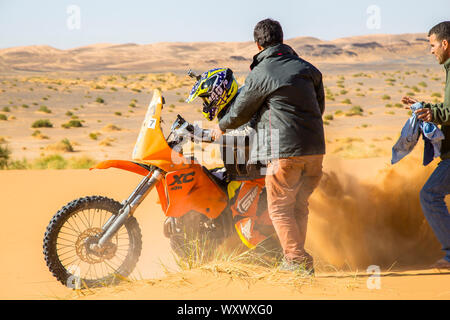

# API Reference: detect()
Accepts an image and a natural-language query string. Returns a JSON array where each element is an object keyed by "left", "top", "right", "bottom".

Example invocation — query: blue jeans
[{"left": 419, "top": 159, "right": 450, "bottom": 262}]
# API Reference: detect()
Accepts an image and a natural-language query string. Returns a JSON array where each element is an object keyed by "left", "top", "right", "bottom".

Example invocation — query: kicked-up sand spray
[{"left": 306, "top": 157, "right": 446, "bottom": 271}]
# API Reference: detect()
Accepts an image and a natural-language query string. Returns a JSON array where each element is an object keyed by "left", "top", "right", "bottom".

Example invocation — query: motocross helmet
[{"left": 186, "top": 68, "right": 238, "bottom": 121}]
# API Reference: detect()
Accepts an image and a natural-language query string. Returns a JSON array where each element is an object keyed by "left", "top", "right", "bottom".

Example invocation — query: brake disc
[{"left": 75, "top": 228, "right": 117, "bottom": 263}]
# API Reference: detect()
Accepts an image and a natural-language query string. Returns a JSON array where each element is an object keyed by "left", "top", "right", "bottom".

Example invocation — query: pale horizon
[{"left": 0, "top": 0, "right": 448, "bottom": 50}]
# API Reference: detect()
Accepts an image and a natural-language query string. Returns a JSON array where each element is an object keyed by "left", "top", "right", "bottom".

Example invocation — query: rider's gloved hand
[{"left": 211, "top": 124, "right": 224, "bottom": 141}]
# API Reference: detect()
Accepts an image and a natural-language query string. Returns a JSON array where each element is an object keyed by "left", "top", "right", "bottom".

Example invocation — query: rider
[
  {"left": 186, "top": 68, "right": 258, "bottom": 180},
  {"left": 186, "top": 68, "right": 275, "bottom": 250}
]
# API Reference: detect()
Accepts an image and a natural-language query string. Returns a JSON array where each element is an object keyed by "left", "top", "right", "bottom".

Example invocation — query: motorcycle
[{"left": 43, "top": 89, "right": 279, "bottom": 288}]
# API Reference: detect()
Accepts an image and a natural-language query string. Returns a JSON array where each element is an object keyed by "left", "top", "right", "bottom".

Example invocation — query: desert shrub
[
  {"left": 412, "top": 86, "right": 420, "bottom": 93},
  {"left": 62, "top": 120, "right": 83, "bottom": 128},
  {"left": 68, "top": 156, "right": 97, "bottom": 169},
  {"left": 0, "top": 114, "right": 7, "bottom": 121},
  {"left": 340, "top": 90, "right": 348, "bottom": 95},
  {"left": 65, "top": 111, "right": 73, "bottom": 117},
  {"left": 345, "top": 106, "right": 364, "bottom": 116},
  {"left": 2, "top": 106, "right": 10, "bottom": 112},
  {"left": 89, "top": 132, "right": 100, "bottom": 140},
  {"left": 99, "top": 137, "right": 116, "bottom": 146},
  {"left": 131, "top": 88, "right": 141, "bottom": 93},
  {"left": 431, "top": 92, "right": 442, "bottom": 98},
  {"left": 0, "top": 144, "right": 11, "bottom": 169},
  {"left": 31, "top": 119, "right": 53, "bottom": 128},
  {"left": 394, "top": 103, "right": 403, "bottom": 108},
  {"left": 38, "top": 105, "right": 52, "bottom": 113},
  {"left": 385, "top": 104, "right": 393, "bottom": 108},
  {"left": 324, "top": 114, "right": 334, "bottom": 121},
  {"left": 8, "top": 159, "right": 29, "bottom": 170},
  {"left": 21, "top": 104, "right": 29, "bottom": 109},
  {"left": 102, "top": 124, "right": 121, "bottom": 132},
  {"left": 341, "top": 98, "right": 352, "bottom": 105},
  {"left": 96, "top": 97, "right": 105, "bottom": 104},
  {"left": 31, "top": 130, "right": 49, "bottom": 139},
  {"left": 334, "top": 110, "right": 343, "bottom": 115},
  {"left": 33, "top": 154, "right": 67, "bottom": 169},
  {"left": 46, "top": 138, "right": 74, "bottom": 152},
  {"left": 114, "top": 112, "right": 122, "bottom": 116},
  {"left": 385, "top": 111, "right": 395, "bottom": 115},
  {"left": 418, "top": 81, "right": 427, "bottom": 87},
  {"left": 382, "top": 95, "right": 391, "bottom": 100}
]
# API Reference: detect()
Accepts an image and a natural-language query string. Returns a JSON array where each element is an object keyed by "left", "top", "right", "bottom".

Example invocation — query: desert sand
[
  {"left": 0, "top": 155, "right": 449, "bottom": 300},
  {"left": 1, "top": 33, "right": 449, "bottom": 300}
]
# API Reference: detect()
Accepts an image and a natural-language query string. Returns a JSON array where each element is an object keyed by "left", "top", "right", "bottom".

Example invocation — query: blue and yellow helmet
[{"left": 186, "top": 68, "right": 238, "bottom": 121}]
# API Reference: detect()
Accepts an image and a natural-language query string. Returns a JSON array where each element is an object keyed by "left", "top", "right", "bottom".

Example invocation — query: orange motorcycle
[{"left": 43, "top": 89, "right": 277, "bottom": 288}]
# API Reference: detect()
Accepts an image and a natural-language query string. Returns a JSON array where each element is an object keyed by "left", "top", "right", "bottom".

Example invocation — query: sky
[{"left": 0, "top": 0, "right": 449, "bottom": 49}]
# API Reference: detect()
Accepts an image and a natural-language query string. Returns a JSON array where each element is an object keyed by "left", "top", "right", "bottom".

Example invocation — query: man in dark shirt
[
  {"left": 402, "top": 21, "right": 450, "bottom": 269},
  {"left": 213, "top": 19, "right": 325, "bottom": 273}
]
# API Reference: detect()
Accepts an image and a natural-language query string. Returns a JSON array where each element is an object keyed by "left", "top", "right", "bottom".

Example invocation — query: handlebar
[{"left": 171, "top": 114, "right": 214, "bottom": 143}]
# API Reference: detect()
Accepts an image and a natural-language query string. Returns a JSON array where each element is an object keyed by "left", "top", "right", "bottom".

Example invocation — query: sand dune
[
  {"left": 1, "top": 30, "right": 449, "bottom": 300},
  {"left": 0, "top": 33, "right": 434, "bottom": 73},
  {"left": 1, "top": 156, "right": 449, "bottom": 300}
]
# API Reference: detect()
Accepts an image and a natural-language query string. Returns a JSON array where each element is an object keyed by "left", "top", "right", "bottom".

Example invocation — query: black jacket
[{"left": 218, "top": 43, "right": 325, "bottom": 162}]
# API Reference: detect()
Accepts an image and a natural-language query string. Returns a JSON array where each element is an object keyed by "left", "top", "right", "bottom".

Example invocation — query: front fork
[{"left": 91, "top": 168, "right": 164, "bottom": 250}]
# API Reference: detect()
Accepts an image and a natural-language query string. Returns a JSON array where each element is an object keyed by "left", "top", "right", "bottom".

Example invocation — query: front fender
[{"left": 90, "top": 160, "right": 151, "bottom": 176}]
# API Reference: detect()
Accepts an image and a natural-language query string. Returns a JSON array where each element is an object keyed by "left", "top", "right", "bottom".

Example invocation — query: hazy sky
[{"left": 0, "top": 0, "right": 449, "bottom": 49}]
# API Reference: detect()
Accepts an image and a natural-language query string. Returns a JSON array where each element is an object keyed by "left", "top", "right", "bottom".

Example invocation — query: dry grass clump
[
  {"left": 31, "top": 119, "right": 53, "bottom": 128},
  {"left": 32, "top": 154, "right": 96, "bottom": 170},
  {"left": 99, "top": 137, "right": 116, "bottom": 146},
  {"left": 345, "top": 106, "right": 363, "bottom": 117},
  {"left": 102, "top": 124, "right": 122, "bottom": 132},
  {"left": 45, "top": 138, "right": 74, "bottom": 152},
  {"left": 89, "top": 132, "right": 102, "bottom": 140},
  {"left": 31, "top": 130, "right": 49, "bottom": 140},
  {"left": 38, "top": 105, "right": 52, "bottom": 113}
]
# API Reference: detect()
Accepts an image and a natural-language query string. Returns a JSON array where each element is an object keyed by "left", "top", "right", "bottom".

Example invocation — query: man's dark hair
[
  {"left": 253, "top": 18, "right": 283, "bottom": 48},
  {"left": 428, "top": 21, "right": 450, "bottom": 41}
]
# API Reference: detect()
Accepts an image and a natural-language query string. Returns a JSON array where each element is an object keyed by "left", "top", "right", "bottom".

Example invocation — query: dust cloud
[{"left": 307, "top": 157, "right": 445, "bottom": 271}]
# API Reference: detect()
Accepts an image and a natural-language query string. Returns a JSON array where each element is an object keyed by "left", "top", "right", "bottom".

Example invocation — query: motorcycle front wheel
[{"left": 43, "top": 196, "right": 142, "bottom": 288}]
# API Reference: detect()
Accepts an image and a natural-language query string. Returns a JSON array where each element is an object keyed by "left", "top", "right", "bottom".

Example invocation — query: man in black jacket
[{"left": 213, "top": 19, "right": 325, "bottom": 273}]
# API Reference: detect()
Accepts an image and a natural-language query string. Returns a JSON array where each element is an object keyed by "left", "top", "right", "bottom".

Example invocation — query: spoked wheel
[{"left": 43, "top": 196, "right": 142, "bottom": 288}]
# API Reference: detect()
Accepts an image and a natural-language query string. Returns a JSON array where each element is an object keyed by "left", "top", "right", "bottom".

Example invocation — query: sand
[
  {"left": 0, "top": 158, "right": 449, "bottom": 300},
  {"left": 1, "top": 34, "right": 449, "bottom": 300}
]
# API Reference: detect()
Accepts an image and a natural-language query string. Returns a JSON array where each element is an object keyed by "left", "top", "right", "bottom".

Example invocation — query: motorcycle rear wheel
[{"left": 43, "top": 196, "right": 142, "bottom": 288}]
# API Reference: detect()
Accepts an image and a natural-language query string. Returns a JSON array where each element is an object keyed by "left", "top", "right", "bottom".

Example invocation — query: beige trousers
[{"left": 265, "top": 155, "right": 323, "bottom": 263}]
